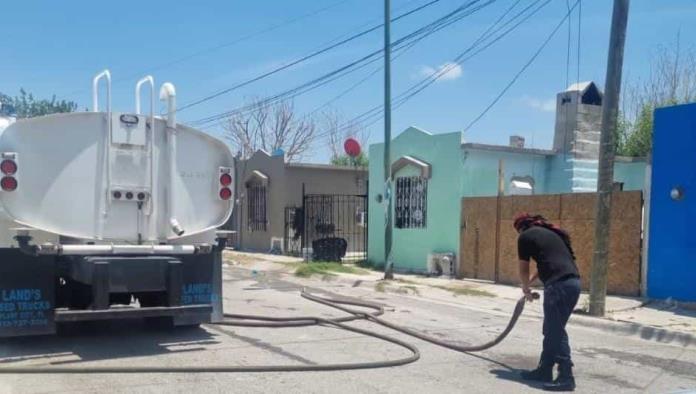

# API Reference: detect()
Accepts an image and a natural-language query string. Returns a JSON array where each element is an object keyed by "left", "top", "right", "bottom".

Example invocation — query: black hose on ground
[
  {"left": 302, "top": 290, "right": 537, "bottom": 352},
  {"left": 0, "top": 290, "right": 535, "bottom": 373},
  {"left": 0, "top": 294, "right": 418, "bottom": 374}
]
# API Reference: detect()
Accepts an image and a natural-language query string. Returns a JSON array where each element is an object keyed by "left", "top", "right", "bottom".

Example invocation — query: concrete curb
[
  {"left": 325, "top": 271, "right": 696, "bottom": 349},
  {"left": 568, "top": 313, "right": 696, "bottom": 348}
]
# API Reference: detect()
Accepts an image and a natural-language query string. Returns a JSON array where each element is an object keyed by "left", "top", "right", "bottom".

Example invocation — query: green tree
[
  {"left": 330, "top": 152, "right": 368, "bottom": 167},
  {"left": 0, "top": 89, "right": 77, "bottom": 118},
  {"left": 618, "top": 37, "right": 696, "bottom": 157},
  {"left": 322, "top": 109, "right": 369, "bottom": 167}
]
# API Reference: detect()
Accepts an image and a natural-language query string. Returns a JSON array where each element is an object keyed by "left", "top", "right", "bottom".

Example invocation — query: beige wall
[{"left": 231, "top": 150, "right": 367, "bottom": 253}]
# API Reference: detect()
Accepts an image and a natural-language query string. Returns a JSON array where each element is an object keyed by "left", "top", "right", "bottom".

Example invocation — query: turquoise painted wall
[
  {"left": 545, "top": 155, "right": 573, "bottom": 193},
  {"left": 368, "top": 127, "right": 462, "bottom": 272},
  {"left": 459, "top": 149, "right": 550, "bottom": 196},
  {"left": 367, "top": 127, "right": 647, "bottom": 272},
  {"left": 615, "top": 160, "right": 647, "bottom": 191}
]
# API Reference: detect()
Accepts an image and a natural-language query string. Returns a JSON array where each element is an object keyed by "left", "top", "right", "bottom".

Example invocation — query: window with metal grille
[
  {"left": 247, "top": 184, "right": 267, "bottom": 231},
  {"left": 395, "top": 176, "right": 427, "bottom": 229}
]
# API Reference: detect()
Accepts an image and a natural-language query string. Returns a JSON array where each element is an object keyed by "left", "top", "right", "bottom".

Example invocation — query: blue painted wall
[
  {"left": 459, "top": 149, "right": 550, "bottom": 196},
  {"left": 648, "top": 103, "right": 696, "bottom": 301},
  {"left": 368, "top": 126, "right": 647, "bottom": 273}
]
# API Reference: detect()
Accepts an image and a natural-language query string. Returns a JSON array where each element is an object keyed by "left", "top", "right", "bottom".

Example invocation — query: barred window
[
  {"left": 247, "top": 184, "right": 267, "bottom": 232},
  {"left": 395, "top": 176, "right": 427, "bottom": 229}
]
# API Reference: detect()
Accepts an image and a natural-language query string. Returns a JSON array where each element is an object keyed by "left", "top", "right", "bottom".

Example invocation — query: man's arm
[
  {"left": 517, "top": 233, "right": 536, "bottom": 301},
  {"left": 518, "top": 260, "right": 533, "bottom": 299}
]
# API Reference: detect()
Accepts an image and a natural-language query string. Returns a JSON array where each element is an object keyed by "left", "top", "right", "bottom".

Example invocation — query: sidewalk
[
  {"left": 223, "top": 251, "right": 696, "bottom": 348},
  {"left": 386, "top": 273, "right": 696, "bottom": 348}
]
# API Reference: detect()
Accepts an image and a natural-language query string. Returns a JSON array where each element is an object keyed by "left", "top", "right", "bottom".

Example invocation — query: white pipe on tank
[
  {"left": 136, "top": 76, "right": 156, "bottom": 219},
  {"left": 159, "top": 83, "right": 184, "bottom": 237},
  {"left": 159, "top": 83, "right": 176, "bottom": 128}
]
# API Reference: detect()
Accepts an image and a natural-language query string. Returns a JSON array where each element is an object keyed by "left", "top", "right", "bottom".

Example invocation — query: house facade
[
  {"left": 229, "top": 150, "right": 368, "bottom": 255},
  {"left": 367, "top": 82, "right": 648, "bottom": 272}
]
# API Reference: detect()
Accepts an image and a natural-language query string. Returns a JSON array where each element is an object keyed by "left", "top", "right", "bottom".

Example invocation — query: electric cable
[
  {"left": 463, "top": 0, "right": 580, "bottom": 131},
  {"left": 327, "top": 0, "right": 549, "bottom": 137},
  {"left": 188, "top": 0, "right": 494, "bottom": 127},
  {"left": 60, "top": 0, "right": 356, "bottom": 100},
  {"left": 177, "top": 0, "right": 450, "bottom": 114}
]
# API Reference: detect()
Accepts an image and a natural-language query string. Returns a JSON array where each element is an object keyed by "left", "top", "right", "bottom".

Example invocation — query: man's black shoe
[
  {"left": 543, "top": 363, "right": 575, "bottom": 391},
  {"left": 520, "top": 366, "right": 553, "bottom": 383},
  {"left": 543, "top": 376, "right": 575, "bottom": 391}
]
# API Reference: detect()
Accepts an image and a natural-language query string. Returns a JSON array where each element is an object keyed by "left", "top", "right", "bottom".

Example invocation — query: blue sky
[{"left": 2, "top": 0, "right": 695, "bottom": 163}]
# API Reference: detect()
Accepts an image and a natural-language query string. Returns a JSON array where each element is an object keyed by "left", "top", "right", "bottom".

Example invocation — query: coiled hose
[
  {"left": 302, "top": 290, "right": 538, "bottom": 352},
  {"left": 0, "top": 290, "right": 535, "bottom": 374}
]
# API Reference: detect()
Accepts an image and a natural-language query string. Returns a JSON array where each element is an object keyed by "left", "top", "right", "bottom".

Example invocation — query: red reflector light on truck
[
  {"left": 1, "top": 176, "right": 17, "bottom": 191},
  {"left": 220, "top": 173, "right": 232, "bottom": 186},
  {"left": 1, "top": 160, "right": 17, "bottom": 175},
  {"left": 219, "top": 187, "right": 232, "bottom": 200}
]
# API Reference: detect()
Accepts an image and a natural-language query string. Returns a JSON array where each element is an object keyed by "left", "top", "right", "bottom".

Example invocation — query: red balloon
[{"left": 344, "top": 138, "right": 361, "bottom": 158}]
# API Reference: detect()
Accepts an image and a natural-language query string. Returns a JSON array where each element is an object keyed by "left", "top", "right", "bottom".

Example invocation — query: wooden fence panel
[
  {"left": 460, "top": 191, "right": 642, "bottom": 296},
  {"left": 459, "top": 197, "right": 497, "bottom": 281}
]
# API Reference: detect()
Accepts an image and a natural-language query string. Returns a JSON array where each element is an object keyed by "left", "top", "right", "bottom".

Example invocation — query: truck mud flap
[
  {"left": 0, "top": 249, "right": 56, "bottom": 337},
  {"left": 177, "top": 251, "right": 223, "bottom": 325}
]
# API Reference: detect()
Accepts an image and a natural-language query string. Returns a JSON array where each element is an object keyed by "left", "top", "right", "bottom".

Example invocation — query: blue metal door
[{"left": 648, "top": 103, "right": 696, "bottom": 301}]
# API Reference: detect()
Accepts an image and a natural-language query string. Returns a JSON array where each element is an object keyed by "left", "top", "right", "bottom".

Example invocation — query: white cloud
[
  {"left": 416, "top": 62, "right": 463, "bottom": 82},
  {"left": 522, "top": 96, "right": 556, "bottom": 112}
]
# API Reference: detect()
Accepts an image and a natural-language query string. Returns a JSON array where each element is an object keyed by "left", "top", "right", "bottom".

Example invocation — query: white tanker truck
[{"left": 0, "top": 71, "right": 234, "bottom": 337}]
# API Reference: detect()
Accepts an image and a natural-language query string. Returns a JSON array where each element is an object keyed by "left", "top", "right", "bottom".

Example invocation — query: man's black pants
[{"left": 541, "top": 277, "right": 581, "bottom": 367}]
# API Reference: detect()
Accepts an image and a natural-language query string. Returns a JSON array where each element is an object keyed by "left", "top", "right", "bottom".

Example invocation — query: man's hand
[{"left": 522, "top": 286, "right": 535, "bottom": 302}]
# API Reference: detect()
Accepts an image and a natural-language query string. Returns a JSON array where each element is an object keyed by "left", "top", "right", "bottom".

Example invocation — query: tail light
[
  {"left": 218, "top": 167, "right": 233, "bottom": 201},
  {"left": 1, "top": 176, "right": 17, "bottom": 191},
  {"left": 0, "top": 154, "right": 17, "bottom": 192},
  {"left": 1, "top": 159, "right": 17, "bottom": 175},
  {"left": 219, "top": 187, "right": 232, "bottom": 200}
]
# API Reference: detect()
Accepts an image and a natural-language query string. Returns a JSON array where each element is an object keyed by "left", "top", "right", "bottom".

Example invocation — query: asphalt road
[{"left": 1, "top": 265, "right": 695, "bottom": 394}]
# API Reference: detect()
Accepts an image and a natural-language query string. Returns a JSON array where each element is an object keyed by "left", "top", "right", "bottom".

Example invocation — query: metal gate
[
  {"left": 302, "top": 194, "right": 367, "bottom": 262},
  {"left": 283, "top": 206, "right": 302, "bottom": 257}
]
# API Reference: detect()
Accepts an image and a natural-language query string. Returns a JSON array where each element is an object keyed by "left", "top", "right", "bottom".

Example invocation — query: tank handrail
[
  {"left": 135, "top": 75, "right": 154, "bottom": 115},
  {"left": 93, "top": 70, "right": 112, "bottom": 240},
  {"left": 92, "top": 70, "right": 111, "bottom": 113}
]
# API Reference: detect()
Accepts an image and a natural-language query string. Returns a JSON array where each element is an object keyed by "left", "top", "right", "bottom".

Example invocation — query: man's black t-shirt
[{"left": 517, "top": 226, "right": 579, "bottom": 284}]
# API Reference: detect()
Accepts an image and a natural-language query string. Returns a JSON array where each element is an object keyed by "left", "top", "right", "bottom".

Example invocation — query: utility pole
[
  {"left": 589, "top": 0, "right": 629, "bottom": 316},
  {"left": 383, "top": 0, "right": 394, "bottom": 280}
]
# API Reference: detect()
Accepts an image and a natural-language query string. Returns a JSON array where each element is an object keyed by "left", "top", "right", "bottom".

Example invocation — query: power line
[
  {"left": 344, "top": 0, "right": 552, "bottom": 134},
  {"left": 189, "top": 0, "right": 494, "bottom": 127},
  {"left": 206, "top": 0, "right": 558, "bottom": 150},
  {"left": 60, "top": 0, "right": 355, "bottom": 100},
  {"left": 177, "top": 0, "right": 448, "bottom": 113},
  {"left": 335, "top": 0, "right": 548, "bottom": 135},
  {"left": 263, "top": 0, "right": 543, "bottom": 147},
  {"left": 565, "top": 0, "right": 572, "bottom": 89},
  {"left": 463, "top": 0, "right": 581, "bottom": 131}
]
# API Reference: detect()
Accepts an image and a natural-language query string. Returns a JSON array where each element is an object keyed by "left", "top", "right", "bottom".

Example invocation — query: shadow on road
[
  {"left": 489, "top": 368, "right": 547, "bottom": 390},
  {"left": 0, "top": 319, "right": 219, "bottom": 365}
]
